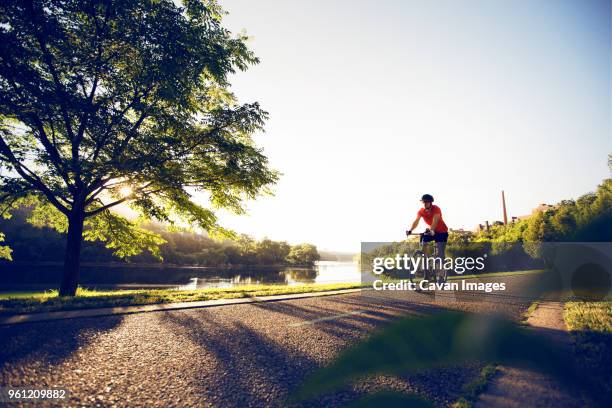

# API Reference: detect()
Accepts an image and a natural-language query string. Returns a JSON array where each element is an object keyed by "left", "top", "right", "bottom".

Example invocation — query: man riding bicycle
[{"left": 406, "top": 194, "right": 449, "bottom": 276}]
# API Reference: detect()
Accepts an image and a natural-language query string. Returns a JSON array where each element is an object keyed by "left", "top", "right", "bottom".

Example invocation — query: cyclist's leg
[
  {"left": 434, "top": 233, "right": 449, "bottom": 283},
  {"left": 421, "top": 237, "right": 434, "bottom": 281},
  {"left": 436, "top": 241, "right": 446, "bottom": 260}
]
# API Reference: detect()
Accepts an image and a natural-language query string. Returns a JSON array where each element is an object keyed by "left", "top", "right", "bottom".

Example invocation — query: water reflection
[
  {"left": 315, "top": 261, "right": 362, "bottom": 284},
  {"left": 175, "top": 261, "right": 358, "bottom": 290},
  {"left": 0, "top": 261, "right": 360, "bottom": 291}
]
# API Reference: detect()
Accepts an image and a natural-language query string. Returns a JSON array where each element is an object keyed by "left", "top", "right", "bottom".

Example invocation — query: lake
[{"left": 0, "top": 261, "right": 361, "bottom": 292}]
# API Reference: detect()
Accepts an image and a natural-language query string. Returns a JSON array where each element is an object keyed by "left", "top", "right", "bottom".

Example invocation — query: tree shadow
[
  {"left": 250, "top": 296, "right": 442, "bottom": 341},
  {"left": 156, "top": 305, "right": 467, "bottom": 408},
  {"left": 0, "top": 315, "right": 124, "bottom": 367},
  {"left": 156, "top": 311, "right": 318, "bottom": 407}
]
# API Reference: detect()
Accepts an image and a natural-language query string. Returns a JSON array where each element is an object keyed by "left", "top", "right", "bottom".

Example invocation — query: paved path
[
  {"left": 0, "top": 274, "right": 545, "bottom": 407},
  {"left": 0, "top": 288, "right": 364, "bottom": 325},
  {"left": 476, "top": 301, "right": 582, "bottom": 408}
]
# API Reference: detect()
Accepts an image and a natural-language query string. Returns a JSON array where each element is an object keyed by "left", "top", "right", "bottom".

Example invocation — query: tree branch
[
  {"left": 84, "top": 182, "right": 156, "bottom": 217},
  {"left": 29, "top": 1, "right": 76, "bottom": 142},
  {"left": 29, "top": 114, "right": 74, "bottom": 191},
  {"left": 0, "top": 135, "right": 69, "bottom": 215},
  {"left": 88, "top": 85, "right": 155, "bottom": 166}
]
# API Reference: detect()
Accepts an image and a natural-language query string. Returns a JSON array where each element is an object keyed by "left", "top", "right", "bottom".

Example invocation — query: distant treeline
[
  {"left": 467, "top": 178, "right": 611, "bottom": 244},
  {"left": 0, "top": 209, "right": 320, "bottom": 267}
]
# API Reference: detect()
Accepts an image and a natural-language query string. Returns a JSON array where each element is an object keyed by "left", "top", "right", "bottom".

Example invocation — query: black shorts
[{"left": 422, "top": 232, "right": 448, "bottom": 243}]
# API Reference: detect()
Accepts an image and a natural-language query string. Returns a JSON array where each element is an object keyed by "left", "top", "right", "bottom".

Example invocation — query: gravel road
[{"left": 0, "top": 274, "right": 544, "bottom": 407}]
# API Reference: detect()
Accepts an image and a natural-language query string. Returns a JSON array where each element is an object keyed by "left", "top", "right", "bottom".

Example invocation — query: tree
[
  {"left": 448, "top": 230, "right": 475, "bottom": 246},
  {"left": 256, "top": 238, "right": 290, "bottom": 264},
  {"left": 286, "top": 243, "right": 320, "bottom": 265},
  {"left": 549, "top": 200, "right": 577, "bottom": 238},
  {"left": 573, "top": 178, "right": 612, "bottom": 241},
  {"left": 0, "top": 0, "right": 278, "bottom": 295}
]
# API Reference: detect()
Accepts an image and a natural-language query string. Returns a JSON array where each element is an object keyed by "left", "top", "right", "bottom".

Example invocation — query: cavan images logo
[{"left": 370, "top": 254, "right": 507, "bottom": 292}]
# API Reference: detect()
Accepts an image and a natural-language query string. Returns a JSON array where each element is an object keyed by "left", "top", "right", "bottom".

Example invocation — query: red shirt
[{"left": 418, "top": 205, "right": 448, "bottom": 233}]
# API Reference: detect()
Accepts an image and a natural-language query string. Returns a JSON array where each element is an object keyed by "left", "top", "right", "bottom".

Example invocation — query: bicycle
[{"left": 405, "top": 229, "right": 448, "bottom": 289}]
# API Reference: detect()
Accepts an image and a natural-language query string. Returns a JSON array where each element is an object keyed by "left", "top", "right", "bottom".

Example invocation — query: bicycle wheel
[
  {"left": 431, "top": 248, "right": 447, "bottom": 285},
  {"left": 436, "top": 267, "right": 448, "bottom": 284},
  {"left": 409, "top": 250, "right": 426, "bottom": 289},
  {"left": 430, "top": 242, "right": 447, "bottom": 286}
]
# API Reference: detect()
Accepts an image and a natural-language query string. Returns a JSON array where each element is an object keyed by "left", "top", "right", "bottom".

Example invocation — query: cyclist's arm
[
  {"left": 430, "top": 214, "right": 440, "bottom": 232},
  {"left": 409, "top": 215, "right": 421, "bottom": 232}
]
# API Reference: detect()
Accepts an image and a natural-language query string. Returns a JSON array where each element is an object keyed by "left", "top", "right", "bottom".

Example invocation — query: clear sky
[{"left": 206, "top": 0, "right": 611, "bottom": 252}]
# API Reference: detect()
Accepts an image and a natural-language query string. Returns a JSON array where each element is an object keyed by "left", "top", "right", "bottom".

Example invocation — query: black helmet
[{"left": 421, "top": 194, "right": 434, "bottom": 202}]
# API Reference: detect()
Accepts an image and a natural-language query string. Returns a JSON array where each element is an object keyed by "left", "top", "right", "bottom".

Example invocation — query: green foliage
[
  {"left": 291, "top": 312, "right": 579, "bottom": 404},
  {"left": 465, "top": 180, "right": 611, "bottom": 264},
  {"left": 286, "top": 243, "right": 320, "bottom": 265},
  {"left": 452, "top": 364, "right": 498, "bottom": 408},
  {"left": 564, "top": 301, "right": 612, "bottom": 407},
  {"left": 0, "top": 0, "right": 278, "bottom": 266},
  {"left": 253, "top": 238, "right": 291, "bottom": 265},
  {"left": 0, "top": 283, "right": 363, "bottom": 315},
  {"left": 448, "top": 230, "right": 475, "bottom": 246},
  {"left": 0, "top": 208, "right": 320, "bottom": 266},
  {"left": 475, "top": 178, "right": 612, "bottom": 244},
  {"left": 25, "top": 198, "right": 69, "bottom": 233},
  {"left": 0, "top": 232, "right": 11, "bottom": 260},
  {"left": 474, "top": 220, "right": 528, "bottom": 243},
  {"left": 564, "top": 301, "right": 612, "bottom": 333},
  {"left": 83, "top": 211, "right": 166, "bottom": 259}
]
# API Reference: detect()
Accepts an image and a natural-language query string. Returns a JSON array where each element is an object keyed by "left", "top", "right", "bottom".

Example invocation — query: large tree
[{"left": 0, "top": 0, "right": 278, "bottom": 295}]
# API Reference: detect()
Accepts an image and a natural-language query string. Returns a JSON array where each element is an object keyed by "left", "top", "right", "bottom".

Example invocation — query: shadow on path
[
  {"left": 157, "top": 311, "right": 316, "bottom": 407},
  {"left": 0, "top": 315, "right": 124, "bottom": 368}
]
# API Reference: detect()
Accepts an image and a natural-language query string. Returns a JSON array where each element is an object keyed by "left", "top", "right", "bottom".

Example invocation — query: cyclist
[{"left": 406, "top": 194, "right": 449, "bottom": 280}]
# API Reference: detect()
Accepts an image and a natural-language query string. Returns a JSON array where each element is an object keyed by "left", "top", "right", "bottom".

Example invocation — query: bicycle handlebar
[{"left": 406, "top": 230, "right": 432, "bottom": 236}]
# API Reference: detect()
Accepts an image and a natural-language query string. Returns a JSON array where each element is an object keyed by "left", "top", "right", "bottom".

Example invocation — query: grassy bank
[
  {"left": 379, "top": 269, "right": 545, "bottom": 283},
  {"left": 563, "top": 300, "right": 612, "bottom": 406},
  {"left": 0, "top": 269, "right": 546, "bottom": 316},
  {"left": 564, "top": 301, "right": 611, "bottom": 332},
  {"left": 447, "top": 269, "right": 545, "bottom": 280},
  {"left": 452, "top": 364, "right": 498, "bottom": 408},
  {"left": 0, "top": 283, "right": 363, "bottom": 315},
  {"left": 521, "top": 300, "right": 540, "bottom": 324}
]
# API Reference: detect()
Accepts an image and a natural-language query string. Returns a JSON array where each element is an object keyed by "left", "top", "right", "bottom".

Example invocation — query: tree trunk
[{"left": 59, "top": 211, "right": 85, "bottom": 297}]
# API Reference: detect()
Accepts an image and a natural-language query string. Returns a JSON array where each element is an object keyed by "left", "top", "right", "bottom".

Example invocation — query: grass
[
  {"left": 564, "top": 301, "right": 612, "bottom": 332},
  {"left": 451, "top": 364, "right": 498, "bottom": 408},
  {"left": 447, "top": 269, "right": 545, "bottom": 280},
  {"left": 563, "top": 300, "right": 612, "bottom": 407},
  {"left": 379, "top": 269, "right": 545, "bottom": 283},
  {"left": 521, "top": 300, "right": 540, "bottom": 324},
  {"left": 0, "top": 269, "right": 548, "bottom": 317},
  {"left": 0, "top": 283, "right": 364, "bottom": 315},
  {"left": 1, "top": 269, "right": 545, "bottom": 316}
]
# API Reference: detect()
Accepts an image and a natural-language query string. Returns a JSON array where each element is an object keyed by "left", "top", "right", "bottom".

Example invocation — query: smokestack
[{"left": 502, "top": 190, "right": 508, "bottom": 225}]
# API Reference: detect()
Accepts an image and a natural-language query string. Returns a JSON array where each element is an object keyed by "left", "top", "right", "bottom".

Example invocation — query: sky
[{"left": 203, "top": 0, "right": 611, "bottom": 252}]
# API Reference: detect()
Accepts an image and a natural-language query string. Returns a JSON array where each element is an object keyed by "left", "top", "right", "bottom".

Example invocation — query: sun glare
[{"left": 119, "top": 186, "right": 133, "bottom": 198}]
